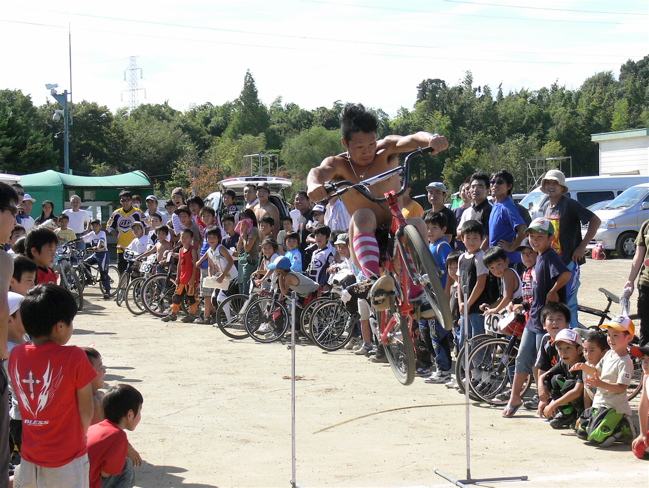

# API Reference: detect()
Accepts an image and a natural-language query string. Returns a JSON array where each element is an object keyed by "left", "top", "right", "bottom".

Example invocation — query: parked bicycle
[{"left": 54, "top": 241, "right": 83, "bottom": 310}]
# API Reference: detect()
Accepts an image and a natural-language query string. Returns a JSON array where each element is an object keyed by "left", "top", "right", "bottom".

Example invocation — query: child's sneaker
[
  {"left": 257, "top": 323, "right": 273, "bottom": 335},
  {"left": 344, "top": 336, "right": 361, "bottom": 350},
  {"left": 444, "top": 375, "right": 459, "bottom": 389},
  {"left": 416, "top": 366, "right": 432, "bottom": 377},
  {"left": 161, "top": 313, "right": 177, "bottom": 322},
  {"left": 425, "top": 370, "right": 451, "bottom": 384},
  {"left": 549, "top": 409, "right": 578, "bottom": 429},
  {"left": 354, "top": 343, "right": 373, "bottom": 355},
  {"left": 181, "top": 314, "right": 196, "bottom": 323},
  {"left": 195, "top": 316, "right": 211, "bottom": 324},
  {"left": 523, "top": 395, "right": 539, "bottom": 410}
]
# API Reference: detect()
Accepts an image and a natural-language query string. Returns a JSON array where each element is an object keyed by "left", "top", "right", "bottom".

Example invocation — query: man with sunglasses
[
  {"left": 107, "top": 190, "right": 145, "bottom": 274},
  {"left": 488, "top": 170, "right": 526, "bottom": 266},
  {"left": 0, "top": 182, "right": 19, "bottom": 488}
]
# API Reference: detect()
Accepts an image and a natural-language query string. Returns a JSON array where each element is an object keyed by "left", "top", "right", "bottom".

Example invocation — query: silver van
[
  {"left": 520, "top": 175, "right": 648, "bottom": 219},
  {"left": 583, "top": 182, "right": 649, "bottom": 258}
]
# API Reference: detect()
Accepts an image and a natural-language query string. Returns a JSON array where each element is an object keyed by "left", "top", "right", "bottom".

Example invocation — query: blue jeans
[
  {"left": 515, "top": 327, "right": 546, "bottom": 375},
  {"left": 428, "top": 319, "right": 452, "bottom": 371},
  {"left": 458, "top": 313, "right": 485, "bottom": 353},
  {"left": 102, "top": 457, "right": 134, "bottom": 488},
  {"left": 566, "top": 261, "right": 580, "bottom": 329}
]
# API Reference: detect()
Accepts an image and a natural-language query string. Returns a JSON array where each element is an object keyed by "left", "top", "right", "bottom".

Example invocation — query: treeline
[{"left": 1, "top": 57, "right": 648, "bottom": 197}]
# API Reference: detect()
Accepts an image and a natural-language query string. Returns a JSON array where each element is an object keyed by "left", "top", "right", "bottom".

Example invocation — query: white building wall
[{"left": 599, "top": 136, "right": 649, "bottom": 176}]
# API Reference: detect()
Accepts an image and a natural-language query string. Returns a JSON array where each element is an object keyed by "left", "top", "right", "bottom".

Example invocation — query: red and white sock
[{"left": 353, "top": 233, "right": 380, "bottom": 279}]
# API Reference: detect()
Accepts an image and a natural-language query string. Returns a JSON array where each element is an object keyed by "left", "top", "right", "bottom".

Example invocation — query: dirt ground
[{"left": 70, "top": 258, "right": 648, "bottom": 488}]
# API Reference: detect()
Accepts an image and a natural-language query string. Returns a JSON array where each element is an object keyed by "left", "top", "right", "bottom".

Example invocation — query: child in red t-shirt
[
  {"left": 9, "top": 284, "right": 96, "bottom": 486},
  {"left": 87, "top": 384, "right": 144, "bottom": 488},
  {"left": 25, "top": 227, "right": 59, "bottom": 284},
  {"left": 162, "top": 228, "right": 199, "bottom": 323}
]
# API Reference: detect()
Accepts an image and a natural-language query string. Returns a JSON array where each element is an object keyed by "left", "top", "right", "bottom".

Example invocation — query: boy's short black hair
[
  {"left": 187, "top": 195, "right": 204, "bottom": 208},
  {"left": 583, "top": 329, "right": 610, "bottom": 352},
  {"left": 281, "top": 215, "right": 292, "bottom": 224},
  {"left": 461, "top": 220, "right": 485, "bottom": 239},
  {"left": 180, "top": 228, "right": 194, "bottom": 239},
  {"left": 0, "top": 181, "right": 19, "bottom": 207},
  {"left": 199, "top": 206, "right": 215, "bottom": 217},
  {"left": 224, "top": 189, "right": 236, "bottom": 199},
  {"left": 340, "top": 103, "right": 378, "bottom": 142},
  {"left": 261, "top": 237, "right": 279, "bottom": 253},
  {"left": 58, "top": 214, "right": 69, "bottom": 221},
  {"left": 83, "top": 346, "right": 101, "bottom": 362},
  {"left": 13, "top": 255, "right": 38, "bottom": 281},
  {"left": 25, "top": 228, "right": 59, "bottom": 259},
  {"left": 285, "top": 231, "right": 300, "bottom": 243},
  {"left": 103, "top": 384, "right": 144, "bottom": 423},
  {"left": 483, "top": 247, "right": 508, "bottom": 267},
  {"left": 119, "top": 190, "right": 132, "bottom": 200},
  {"left": 20, "top": 284, "right": 78, "bottom": 338},
  {"left": 221, "top": 214, "right": 235, "bottom": 224},
  {"left": 90, "top": 219, "right": 101, "bottom": 226},
  {"left": 11, "top": 225, "right": 25, "bottom": 237},
  {"left": 12, "top": 237, "right": 26, "bottom": 256},
  {"left": 155, "top": 224, "right": 169, "bottom": 235},
  {"left": 205, "top": 226, "right": 222, "bottom": 239},
  {"left": 424, "top": 211, "right": 448, "bottom": 229},
  {"left": 260, "top": 215, "right": 275, "bottom": 227},
  {"left": 313, "top": 225, "right": 331, "bottom": 239},
  {"left": 540, "top": 301, "right": 571, "bottom": 325},
  {"left": 445, "top": 250, "right": 462, "bottom": 268},
  {"left": 491, "top": 169, "right": 514, "bottom": 194},
  {"left": 150, "top": 212, "right": 163, "bottom": 221}
]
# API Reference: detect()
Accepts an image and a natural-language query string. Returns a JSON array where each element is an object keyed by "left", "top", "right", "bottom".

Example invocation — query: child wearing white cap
[
  {"left": 571, "top": 316, "right": 637, "bottom": 446},
  {"left": 538, "top": 328, "right": 585, "bottom": 429}
]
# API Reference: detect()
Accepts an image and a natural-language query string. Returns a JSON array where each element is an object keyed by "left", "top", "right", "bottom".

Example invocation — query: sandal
[{"left": 502, "top": 403, "right": 522, "bottom": 418}]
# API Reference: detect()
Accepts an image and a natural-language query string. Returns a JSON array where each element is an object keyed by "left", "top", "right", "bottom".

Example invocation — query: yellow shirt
[
  {"left": 54, "top": 228, "right": 77, "bottom": 246},
  {"left": 402, "top": 200, "right": 424, "bottom": 219}
]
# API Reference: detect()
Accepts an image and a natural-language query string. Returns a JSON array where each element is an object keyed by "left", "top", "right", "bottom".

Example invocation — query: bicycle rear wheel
[
  {"left": 466, "top": 337, "right": 531, "bottom": 405},
  {"left": 60, "top": 262, "right": 84, "bottom": 311},
  {"left": 627, "top": 352, "right": 643, "bottom": 401},
  {"left": 125, "top": 277, "right": 147, "bottom": 316},
  {"left": 141, "top": 275, "right": 175, "bottom": 317},
  {"left": 403, "top": 225, "right": 453, "bottom": 330},
  {"left": 301, "top": 296, "right": 332, "bottom": 341},
  {"left": 381, "top": 310, "right": 415, "bottom": 386},
  {"left": 99, "top": 265, "right": 120, "bottom": 298},
  {"left": 310, "top": 300, "right": 352, "bottom": 351},
  {"left": 215, "top": 294, "right": 250, "bottom": 339},
  {"left": 244, "top": 297, "right": 289, "bottom": 343},
  {"left": 115, "top": 272, "right": 130, "bottom": 306},
  {"left": 454, "top": 333, "right": 495, "bottom": 397}
]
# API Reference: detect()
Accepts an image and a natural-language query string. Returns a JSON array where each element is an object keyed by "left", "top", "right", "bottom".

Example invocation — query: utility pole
[{"left": 123, "top": 56, "right": 146, "bottom": 111}]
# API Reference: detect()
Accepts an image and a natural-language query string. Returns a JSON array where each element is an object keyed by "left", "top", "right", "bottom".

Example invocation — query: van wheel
[{"left": 616, "top": 232, "right": 637, "bottom": 259}]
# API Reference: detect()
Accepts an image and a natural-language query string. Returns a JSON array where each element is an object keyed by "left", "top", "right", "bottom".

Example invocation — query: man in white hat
[
  {"left": 144, "top": 194, "right": 167, "bottom": 222},
  {"left": 18, "top": 193, "right": 36, "bottom": 232},
  {"left": 422, "top": 181, "right": 457, "bottom": 243},
  {"left": 541, "top": 169, "right": 601, "bottom": 328}
]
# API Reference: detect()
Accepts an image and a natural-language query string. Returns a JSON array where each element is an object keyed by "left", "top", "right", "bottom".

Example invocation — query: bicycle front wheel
[
  {"left": 125, "top": 277, "right": 147, "bottom": 316},
  {"left": 310, "top": 300, "right": 352, "bottom": 351},
  {"left": 99, "top": 265, "right": 120, "bottom": 298},
  {"left": 244, "top": 297, "right": 289, "bottom": 343},
  {"left": 60, "top": 263, "right": 84, "bottom": 311},
  {"left": 381, "top": 310, "right": 415, "bottom": 386},
  {"left": 141, "top": 275, "right": 175, "bottom": 317},
  {"left": 115, "top": 272, "right": 130, "bottom": 306},
  {"left": 215, "top": 294, "right": 250, "bottom": 339},
  {"left": 454, "top": 333, "right": 495, "bottom": 397},
  {"left": 300, "top": 296, "right": 331, "bottom": 341},
  {"left": 403, "top": 225, "right": 453, "bottom": 330}
]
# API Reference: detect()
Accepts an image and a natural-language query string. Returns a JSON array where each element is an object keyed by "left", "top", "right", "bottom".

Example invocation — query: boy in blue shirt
[
  {"left": 421, "top": 212, "right": 454, "bottom": 383},
  {"left": 283, "top": 232, "right": 303, "bottom": 272}
]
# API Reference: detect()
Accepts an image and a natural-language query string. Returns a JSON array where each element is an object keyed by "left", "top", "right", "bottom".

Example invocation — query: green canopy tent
[{"left": 19, "top": 170, "right": 153, "bottom": 221}]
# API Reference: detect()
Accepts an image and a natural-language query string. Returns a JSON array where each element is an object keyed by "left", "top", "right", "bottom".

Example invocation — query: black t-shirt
[
  {"left": 543, "top": 196, "right": 595, "bottom": 266},
  {"left": 535, "top": 333, "right": 558, "bottom": 371},
  {"left": 528, "top": 249, "right": 569, "bottom": 333}
]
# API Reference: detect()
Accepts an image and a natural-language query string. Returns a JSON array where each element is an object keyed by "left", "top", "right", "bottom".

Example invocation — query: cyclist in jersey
[
  {"left": 307, "top": 103, "right": 448, "bottom": 286},
  {"left": 107, "top": 190, "right": 145, "bottom": 274}
]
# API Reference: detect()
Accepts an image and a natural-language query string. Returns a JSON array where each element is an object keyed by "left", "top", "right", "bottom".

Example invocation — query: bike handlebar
[{"left": 321, "top": 146, "right": 434, "bottom": 205}]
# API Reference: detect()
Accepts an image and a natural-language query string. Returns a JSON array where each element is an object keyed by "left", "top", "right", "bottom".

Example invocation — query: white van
[{"left": 520, "top": 175, "right": 649, "bottom": 219}]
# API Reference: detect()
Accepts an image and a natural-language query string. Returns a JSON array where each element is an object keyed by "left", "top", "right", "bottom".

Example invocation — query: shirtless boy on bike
[{"left": 307, "top": 103, "right": 448, "bottom": 285}]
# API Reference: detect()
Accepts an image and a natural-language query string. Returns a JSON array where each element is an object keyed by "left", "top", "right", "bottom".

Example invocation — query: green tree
[
  {"left": 225, "top": 70, "right": 270, "bottom": 139},
  {"left": 0, "top": 89, "right": 57, "bottom": 173},
  {"left": 280, "top": 126, "right": 342, "bottom": 188}
]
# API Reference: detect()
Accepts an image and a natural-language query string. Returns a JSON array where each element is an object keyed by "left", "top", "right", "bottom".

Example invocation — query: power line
[
  {"left": 441, "top": 0, "right": 649, "bottom": 16},
  {"left": 0, "top": 17, "right": 644, "bottom": 62}
]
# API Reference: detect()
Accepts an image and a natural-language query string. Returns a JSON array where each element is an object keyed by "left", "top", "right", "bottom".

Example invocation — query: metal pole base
[{"left": 435, "top": 469, "right": 528, "bottom": 487}]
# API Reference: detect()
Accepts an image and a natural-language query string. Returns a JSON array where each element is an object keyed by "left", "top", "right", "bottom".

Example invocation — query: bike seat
[
  {"left": 598, "top": 288, "right": 619, "bottom": 304},
  {"left": 370, "top": 275, "right": 395, "bottom": 311}
]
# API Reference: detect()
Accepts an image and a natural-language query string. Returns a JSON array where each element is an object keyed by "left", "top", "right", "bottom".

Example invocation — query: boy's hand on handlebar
[{"left": 428, "top": 134, "right": 449, "bottom": 155}]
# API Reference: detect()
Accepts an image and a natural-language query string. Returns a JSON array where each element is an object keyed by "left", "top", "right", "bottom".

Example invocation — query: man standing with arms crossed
[{"left": 307, "top": 103, "right": 448, "bottom": 284}]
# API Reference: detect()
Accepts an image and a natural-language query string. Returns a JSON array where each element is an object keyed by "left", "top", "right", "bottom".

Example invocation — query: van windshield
[
  {"left": 519, "top": 190, "right": 546, "bottom": 211},
  {"left": 603, "top": 187, "right": 647, "bottom": 210}
]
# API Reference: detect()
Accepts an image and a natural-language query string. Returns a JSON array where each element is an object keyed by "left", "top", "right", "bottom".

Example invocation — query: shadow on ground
[{"left": 136, "top": 463, "right": 219, "bottom": 488}]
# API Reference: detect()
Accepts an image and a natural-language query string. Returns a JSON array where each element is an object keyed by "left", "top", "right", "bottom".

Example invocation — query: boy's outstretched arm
[{"left": 77, "top": 383, "right": 94, "bottom": 434}]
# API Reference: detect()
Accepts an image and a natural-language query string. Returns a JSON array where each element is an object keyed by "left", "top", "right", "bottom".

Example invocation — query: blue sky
[{"left": 1, "top": 0, "right": 647, "bottom": 117}]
